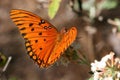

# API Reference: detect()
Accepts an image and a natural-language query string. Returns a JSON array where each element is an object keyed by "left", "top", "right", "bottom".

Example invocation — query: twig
[{"left": 2, "top": 56, "right": 12, "bottom": 72}]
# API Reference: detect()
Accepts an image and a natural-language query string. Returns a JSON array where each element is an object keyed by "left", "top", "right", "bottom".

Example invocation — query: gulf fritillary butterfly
[{"left": 10, "top": 9, "right": 77, "bottom": 68}]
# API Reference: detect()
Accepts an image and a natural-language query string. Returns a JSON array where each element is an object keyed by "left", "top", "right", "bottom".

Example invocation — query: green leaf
[
  {"left": 0, "top": 52, "right": 7, "bottom": 67},
  {"left": 9, "top": 77, "right": 17, "bottom": 80},
  {"left": 114, "top": 18, "right": 120, "bottom": 32},
  {"left": 48, "top": 0, "right": 61, "bottom": 19},
  {"left": 99, "top": 0, "right": 117, "bottom": 9}
]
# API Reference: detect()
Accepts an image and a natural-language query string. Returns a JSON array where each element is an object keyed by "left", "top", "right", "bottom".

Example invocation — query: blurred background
[{"left": 0, "top": 0, "right": 120, "bottom": 80}]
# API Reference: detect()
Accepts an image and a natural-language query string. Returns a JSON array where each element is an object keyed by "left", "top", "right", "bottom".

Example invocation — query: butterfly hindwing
[{"left": 47, "top": 27, "right": 77, "bottom": 64}]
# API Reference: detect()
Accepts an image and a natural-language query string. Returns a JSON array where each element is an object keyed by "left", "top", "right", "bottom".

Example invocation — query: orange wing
[
  {"left": 10, "top": 9, "right": 59, "bottom": 67},
  {"left": 47, "top": 27, "right": 77, "bottom": 64},
  {"left": 10, "top": 9, "right": 77, "bottom": 68}
]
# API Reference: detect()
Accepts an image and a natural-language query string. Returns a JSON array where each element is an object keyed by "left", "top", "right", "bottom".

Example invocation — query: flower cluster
[{"left": 89, "top": 52, "right": 120, "bottom": 80}]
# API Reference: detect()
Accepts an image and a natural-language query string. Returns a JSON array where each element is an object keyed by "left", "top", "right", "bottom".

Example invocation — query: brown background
[{"left": 0, "top": 0, "right": 120, "bottom": 80}]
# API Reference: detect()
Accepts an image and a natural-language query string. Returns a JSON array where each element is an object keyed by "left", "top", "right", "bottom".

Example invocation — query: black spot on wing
[
  {"left": 39, "top": 19, "right": 45, "bottom": 25},
  {"left": 44, "top": 26, "right": 47, "bottom": 29},
  {"left": 31, "top": 28, "right": 34, "bottom": 31},
  {"left": 43, "top": 39, "right": 46, "bottom": 41},
  {"left": 20, "top": 27, "right": 26, "bottom": 30},
  {"left": 22, "top": 33, "right": 27, "bottom": 36},
  {"left": 40, "top": 48, "right": 42, "bottom": 50},
  {"left": 35, "top": 40, "right": 38, "bottom": 43},
  {"left": 48, "top": 26, "right": 52, "bottom": 29},
  {"left": 16, "top": 23, "right": 24, "bottom": 26},
  {"left": 39, "top": 32, "right": 42, "bottom": 35},
  {"left": 29, "top": 23, "right": 33, "bottom": 27}
]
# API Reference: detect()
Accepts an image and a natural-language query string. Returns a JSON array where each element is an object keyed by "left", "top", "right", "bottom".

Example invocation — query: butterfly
[{"left": 10, "top": 9, "right": 77, "bottom": 68}]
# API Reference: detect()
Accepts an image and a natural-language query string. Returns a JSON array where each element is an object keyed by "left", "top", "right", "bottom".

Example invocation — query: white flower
[
  {"left": 93, "top": 72, "right": 99, "bottom": 80},
  {"left": 89, "top": 51, "right": 120, "bottom": 80},
  {"left": 101, "top": 55, "right": 110, "bottom": 62},
  {"left": 101, "top": 52, "right": 114, "bottom": 62},
  {"left": 103, "top": 77, "right": 113, "bottom": 80},
  {"left": 91, "top": 60, "right": 106, "bottom": 72},
  {"left": 117, "top": 72, "right": 120, "bottom": 78}
]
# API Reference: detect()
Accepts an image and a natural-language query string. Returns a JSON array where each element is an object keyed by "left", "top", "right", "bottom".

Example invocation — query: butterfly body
[{"left": 10, "top": 9, "right": 77, "bottom": 68}]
